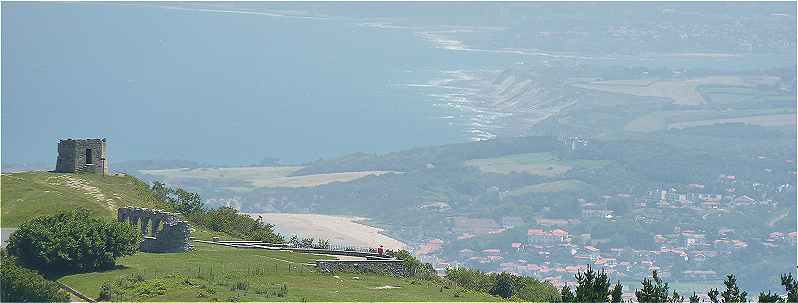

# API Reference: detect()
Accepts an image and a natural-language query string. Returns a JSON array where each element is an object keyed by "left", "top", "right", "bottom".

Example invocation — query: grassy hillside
[
  {"left": 57, "top": 242, "right": 498, "bottom": 302},
  {"left": 2, "top": 171, "right": 502, "bottom": 301},
  {"left": 1, "top": 171, "right": 164, "bottom": 227}
]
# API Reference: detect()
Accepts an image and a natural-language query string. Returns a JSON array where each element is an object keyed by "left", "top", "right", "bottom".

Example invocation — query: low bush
[
  {"left": 446, "top": 266, "right": 560, "bottom": 301},
  {"left": 0, "top": 253, "right": 69, "bottom": 302},
  {"left": 6, "top": 208, "right": 141, "bottom": 273}
]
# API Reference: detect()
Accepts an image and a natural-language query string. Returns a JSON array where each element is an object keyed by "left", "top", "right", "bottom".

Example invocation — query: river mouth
[{"left": 248, "top": 213, "right": 407, "bottom": 251}]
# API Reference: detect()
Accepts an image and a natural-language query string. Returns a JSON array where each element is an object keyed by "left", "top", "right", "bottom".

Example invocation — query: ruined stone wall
[
  {"left": 117, "top": 207, "right": 192, "bottom": 253},
  {"left": 315, "top": 260, "right": 407, "bottom": 277},
  {"left": 55, "top": 138, "right": 108, "bottom": 175}
]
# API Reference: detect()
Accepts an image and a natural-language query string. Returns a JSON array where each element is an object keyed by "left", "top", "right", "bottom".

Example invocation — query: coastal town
[{"left": 413, "top": 165, "right": 797, "bottom": 291}]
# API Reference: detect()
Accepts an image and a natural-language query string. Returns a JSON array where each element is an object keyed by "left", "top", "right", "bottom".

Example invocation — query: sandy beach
[{"left": 249, "top": 213, "right": 407, "bottom": 251}]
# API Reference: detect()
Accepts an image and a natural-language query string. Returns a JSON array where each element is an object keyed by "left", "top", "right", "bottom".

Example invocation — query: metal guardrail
[
  {"left": 196, "top": 240, "right": 396, "bottom": 260},
  {"left": 57, "top": 281, "right": 96, "bottom": 303}
]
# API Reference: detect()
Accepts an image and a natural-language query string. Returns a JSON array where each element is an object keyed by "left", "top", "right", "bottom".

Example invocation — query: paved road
[{"left": 1, "top": 228, "right": 17, "bottom": 248}]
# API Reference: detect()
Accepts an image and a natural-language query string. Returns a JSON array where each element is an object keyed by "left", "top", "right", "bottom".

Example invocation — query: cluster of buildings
[{"left": 412, "top": 170, "right": 796, "bottom": 289}]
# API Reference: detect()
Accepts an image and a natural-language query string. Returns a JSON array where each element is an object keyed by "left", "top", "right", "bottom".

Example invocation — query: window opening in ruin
[{"left": 85, "top": 149, "right": 93, "bottom": 164}]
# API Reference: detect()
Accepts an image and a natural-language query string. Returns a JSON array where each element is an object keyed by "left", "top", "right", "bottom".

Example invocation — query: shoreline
[{"left": 248, "top": 213, "right": 408, "bottom": 251}]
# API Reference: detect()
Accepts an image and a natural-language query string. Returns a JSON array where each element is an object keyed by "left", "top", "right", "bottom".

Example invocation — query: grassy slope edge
[
  {"left": 1, "top": 171, "right": 500, "bottom": 301},
  {"left": 1, "top": 172, "right": 164, "bottom": 227}
]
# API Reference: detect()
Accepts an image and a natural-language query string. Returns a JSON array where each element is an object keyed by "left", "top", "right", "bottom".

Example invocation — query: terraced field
[
  {"left": 572, "top": 76, "right": 779, "bottom": 105},
  {"left": 668, "top": 114, "right": 796, "bottom": 129},
  {"left": 140, "top": 166, "right": 396, "bottom": 189},
  {"left": 465, "top": 152, "right": 609, "bottom": 176},
  {"left": 624, "top": 108, "right": 796, "bottom": 132},
  {"left": 507, "top": 179, "right": 590, "bottom": 197}
]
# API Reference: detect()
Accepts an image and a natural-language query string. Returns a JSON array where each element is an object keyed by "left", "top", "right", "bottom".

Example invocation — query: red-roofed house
[{"left": 528, "top": 229, "right": 570, "bottom": 244}]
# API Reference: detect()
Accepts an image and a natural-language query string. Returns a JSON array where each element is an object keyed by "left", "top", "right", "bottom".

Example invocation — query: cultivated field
[
  {"left": 508, "top": 179, "right": 589, "bottom": 197},
  {"left": 624, "top": 108, "right": 796, "bottom": 132},
  {"left": 572, "top": 76, "right": 779, "bottom": 105},
  {"left": 668, "top": 113, "right": 796, "bottom": 129},
  {"left": 141, "top": 166, "right": 303, "bottom": 180},
  {"left": 57, "top": 242, "right": 495, "bottom": 301},
  {"left": 250, "top": 171, "right": 396, "bottom": 188},
  {"left": 465, "top": 152, "right": 609, "bottom": 177},
  {"left": 140, "top": 166, "right": 396, "bottom": 189},
  {"left": 251, "top": 213, "right": 407, "bottom": 250}
]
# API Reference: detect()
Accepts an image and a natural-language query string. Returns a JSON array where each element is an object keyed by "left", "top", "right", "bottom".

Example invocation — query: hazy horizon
[{"left": 3, "top": 2, "right": 794, "bottom": 166}]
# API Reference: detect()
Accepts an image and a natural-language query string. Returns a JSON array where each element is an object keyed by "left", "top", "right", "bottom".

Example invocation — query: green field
[
  {"left": 623, "top": 108, "right": 796, "bottom": 132},
  {"left": 140, "top": 166, "right": 396, "bottom": 190},
  {"left": 508, "top": 179, "right": 590, "bottom": 196},
  {"left": 1, "top": 172, "right": 165, "bottom": 227},
  {"left": 0, "top": 171, "right": 230, "bottom": 240},
  {"left": 57, "top": 242, "right": 498, "bottom": 302},
  {"left": 465, "top": 152, "right": 609, "bottom": 176}
]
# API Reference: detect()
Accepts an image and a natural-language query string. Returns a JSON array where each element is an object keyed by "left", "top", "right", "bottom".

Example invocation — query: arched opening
[
  {"left": 151, "top": 220, "right": 163, "bottom": 237},
  {"left": 140, "top": 217, "right": 150, "bottom": 236}
]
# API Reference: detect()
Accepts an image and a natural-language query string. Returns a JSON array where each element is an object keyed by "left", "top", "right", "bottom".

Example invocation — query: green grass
[
  {"left": 58, "top": 242, "right": 499, "bottom": 302},
  {"left": 0, "top": 171, "right": 230, "bottom": 239},
  {"left": 2, "top": 171, "right": 498, "bottom": 301},
  {"left": 508, "top": 179, "right": 589, "bottom": 196},
  {"left": 465, "top": 152, "right": 609, "bottom": 176},
  {"left": 1, "top": 172, "right": 164, "bottom": 227}
]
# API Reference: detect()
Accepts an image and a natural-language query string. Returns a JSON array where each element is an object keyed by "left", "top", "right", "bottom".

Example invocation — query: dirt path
[{"left": 47, "top": 175, "right": 117, "bottom": 210}]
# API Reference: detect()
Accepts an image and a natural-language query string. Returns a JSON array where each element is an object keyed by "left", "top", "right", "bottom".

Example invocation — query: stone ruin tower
[{"left": 55, "top": 138, "right": 109, "bottom": 175}]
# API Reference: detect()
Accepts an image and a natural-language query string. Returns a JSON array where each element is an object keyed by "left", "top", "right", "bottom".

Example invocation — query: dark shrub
[
  {"left": 0, "top": 253, "right": 69, "bottom": 302},
  {"left": 6, "top": 208, "right": 141, "bottom": 273}
]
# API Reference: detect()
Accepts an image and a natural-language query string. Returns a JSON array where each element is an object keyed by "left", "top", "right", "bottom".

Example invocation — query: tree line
[
  {"left": 388, "top": 251, "right": 797, "bottom": 303},
  {"left": 150, "top": 181, "right": 283, "bottom": 243}
]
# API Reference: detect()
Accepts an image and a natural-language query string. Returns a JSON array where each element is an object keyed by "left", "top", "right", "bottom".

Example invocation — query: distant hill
[
  {"left": 293, "top": 136, "right": 561, "bottom": 175},
  {"left": 0, "top": 171, "right": 164, "bottom": 227},
  {"left": 111, "top": 159, "right": 208, "bottom": 173},
  {"left": 0, "top": 162, "right": 52, "bottom": 173}
]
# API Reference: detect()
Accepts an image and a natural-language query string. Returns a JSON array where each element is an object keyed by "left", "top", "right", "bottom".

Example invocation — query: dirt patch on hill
[{"left": 47, "top": 175, "right": 117, "bottom": 210}]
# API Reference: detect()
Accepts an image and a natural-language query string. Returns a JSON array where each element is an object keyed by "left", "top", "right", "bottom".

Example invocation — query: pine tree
[
  {"left": 708, "top": 274, "right": 748, "bottom": 303},
  {"left": 610, "top": 281, "right": 623, "bottom": 303},
  {"left": 689, "top": 291, "right": 701, "bottom": 303},
  {"left": 573, "top": 265, "right": 612, "bottom": 303},
  {"left": 561, "top": 285, "right": 575, "bottom": 303},
  {"left": 757, "top": 291, "right": 782, "bottom": 303},
  {"left": 635, "top": 270, "right": 671, "bottom": 303},
  {"left": 670, "top": 290, "right": 684, "bottom": 303},
  {"left": 708, "top": 288, "right": 720, "bottom": 303},
  {"left": 720, "top": 274, "right": 747, "bottom": 303},
  {"left": 782, "top": 273, "right": 798, "bottom": 303}
]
